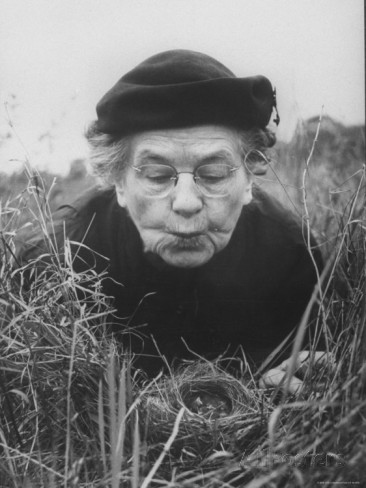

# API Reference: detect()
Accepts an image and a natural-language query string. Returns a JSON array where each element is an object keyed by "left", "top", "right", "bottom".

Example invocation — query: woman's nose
[{"left": 171, "top": 173, "right": 204, "bottom": 216}]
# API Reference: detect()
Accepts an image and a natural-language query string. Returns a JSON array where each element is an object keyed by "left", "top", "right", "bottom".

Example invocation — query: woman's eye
[
  {"left": 146, "top": 173, "right": 171, "bottom": 182},
  {"left": 144, "top": 174, "right": 173, "bottom": 186},
  {"left": 202, "top": 173, "right": 224, "bottom": 180},
  {"left": 200, "top": 171, "right": 226, "bottom": 181},
  {"left": 198, "top": 164, "right": 229, "bottom": 181}
]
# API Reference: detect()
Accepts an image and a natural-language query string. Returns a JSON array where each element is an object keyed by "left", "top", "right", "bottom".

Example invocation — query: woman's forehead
[{"left": 130, "top": 125, "right": 242, "bottom": 163}]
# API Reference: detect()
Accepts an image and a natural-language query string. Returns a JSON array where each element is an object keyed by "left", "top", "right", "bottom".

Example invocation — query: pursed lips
[
  {"left": 172, "top": 231, "right": 204, "bottom": 238},
  {"left": 166, "top": 230, "right": 209, "bottom": 249},
  {"left": 169, "top": 233, "right": 207, "bottom": 250}
]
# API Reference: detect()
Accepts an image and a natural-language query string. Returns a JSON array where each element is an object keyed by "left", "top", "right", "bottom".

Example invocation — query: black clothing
[{"left": 20, "top": 185, "right": 322, "bottom": 374}]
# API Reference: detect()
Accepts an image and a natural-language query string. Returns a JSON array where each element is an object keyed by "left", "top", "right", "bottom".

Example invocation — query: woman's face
[{"left": 115, "top": 125, "right": 253, "bottom": 268}]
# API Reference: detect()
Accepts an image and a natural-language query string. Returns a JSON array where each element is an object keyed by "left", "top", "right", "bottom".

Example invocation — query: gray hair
[
  {"left": 85, "top": 123, "right": 131, "bottom": 186},
  {"left": 85, "top": 122, "right": 276, "bottom": 187},
  {"left": 237, "top": 128, "right": 276, "bottom": 174}
]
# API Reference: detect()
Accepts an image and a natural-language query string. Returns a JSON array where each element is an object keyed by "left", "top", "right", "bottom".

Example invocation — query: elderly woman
[{"left": 21, "top": 50, "right": 323, "bottom": 379}]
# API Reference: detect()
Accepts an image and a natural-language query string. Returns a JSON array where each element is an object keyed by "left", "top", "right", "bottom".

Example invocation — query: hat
[{"left": 96, "top": 49, "right": 278, "bottom": 135}]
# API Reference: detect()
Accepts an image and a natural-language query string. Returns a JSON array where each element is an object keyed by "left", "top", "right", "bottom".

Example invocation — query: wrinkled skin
[{"left": 115, "top": 125, "right": 253, "bottom": 268}]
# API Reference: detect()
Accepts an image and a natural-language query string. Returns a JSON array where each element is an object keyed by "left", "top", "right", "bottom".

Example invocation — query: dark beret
[{"left": 96, "top": 49, "right": 278, "bottom": 136}]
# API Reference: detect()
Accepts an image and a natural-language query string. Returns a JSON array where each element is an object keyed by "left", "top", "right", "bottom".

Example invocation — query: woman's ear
[
  {"left": 242, "top": 179, "right": 253, "bottom": 206},
  {"left": 247, "top": 157, "right": 269, "bottom": 176},
  {"left": 244, "top": 150, "right": 269, "bottom": 176},
  {"left": 115, "top": 182, "right": 127, "bottom": 207}
]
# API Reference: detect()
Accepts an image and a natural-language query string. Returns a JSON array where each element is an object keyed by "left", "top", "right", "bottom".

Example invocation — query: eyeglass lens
[{"left": 134, "top": 163, "right": 238, "bottom": 196}]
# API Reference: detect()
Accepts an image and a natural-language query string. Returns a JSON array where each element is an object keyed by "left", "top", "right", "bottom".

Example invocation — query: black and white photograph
[{"left": 1, "top": 1, "right": 365, "bottom": 486}]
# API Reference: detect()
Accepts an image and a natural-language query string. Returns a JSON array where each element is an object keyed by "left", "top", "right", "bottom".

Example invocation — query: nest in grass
[{"left": 141, "top": 362, "right": 269, "bottom": 465}]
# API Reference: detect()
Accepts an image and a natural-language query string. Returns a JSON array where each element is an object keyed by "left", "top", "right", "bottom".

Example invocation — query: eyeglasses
[{"left": 132, "top": 163, "right": 241, "bottom": 198}]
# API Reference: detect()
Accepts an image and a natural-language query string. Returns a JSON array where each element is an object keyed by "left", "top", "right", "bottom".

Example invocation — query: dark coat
[{"left": 19, "top": 185, "right": 323, "bottom": 374}]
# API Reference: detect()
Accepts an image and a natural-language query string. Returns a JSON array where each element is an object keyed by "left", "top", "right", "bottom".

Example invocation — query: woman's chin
[{"left": 160, "top": 247, "right": 214, "bottom": 268}]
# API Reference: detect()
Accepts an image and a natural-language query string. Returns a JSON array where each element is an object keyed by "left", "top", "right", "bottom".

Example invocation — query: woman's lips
[
  {"left": 168, "top": 232, "right": 207, "bottom": 249},
  {"left": 172, "top": 231, "right": 203, "bottom": 238}
]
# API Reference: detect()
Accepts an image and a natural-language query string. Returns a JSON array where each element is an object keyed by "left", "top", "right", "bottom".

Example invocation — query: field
[{"left": 0, "top": 116, "right": 365, "bottom": 487}]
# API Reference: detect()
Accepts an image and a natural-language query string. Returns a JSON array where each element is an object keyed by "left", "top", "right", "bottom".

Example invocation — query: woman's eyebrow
[
  {"left": 134, "top": 151, "right": 170, "bottom": 165},
  {"left": 198, "top": 150, "right": 235, "bottom": 164},
  {"left": 134, "top": 149, "right": 235, "bottom": 165}
]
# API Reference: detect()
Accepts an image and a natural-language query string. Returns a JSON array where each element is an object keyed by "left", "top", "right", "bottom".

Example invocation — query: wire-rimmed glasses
[{"left": 132, "top": 163, "right": 241, "bottom": 198}]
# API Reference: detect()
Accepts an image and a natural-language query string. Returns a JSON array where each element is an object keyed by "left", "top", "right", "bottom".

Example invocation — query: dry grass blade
[{"left": 140, "top": 408, "right": 185, "bottom": 488}]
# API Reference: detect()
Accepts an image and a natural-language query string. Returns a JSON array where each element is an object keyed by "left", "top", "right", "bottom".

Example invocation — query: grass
[{"left": 0, "top": 120, "right": 365, "bottom": 487}]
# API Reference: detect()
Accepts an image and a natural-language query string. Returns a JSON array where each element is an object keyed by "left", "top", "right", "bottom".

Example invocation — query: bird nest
[{"left": 140, "top": 362, "right": 269, "bottom": 464}]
